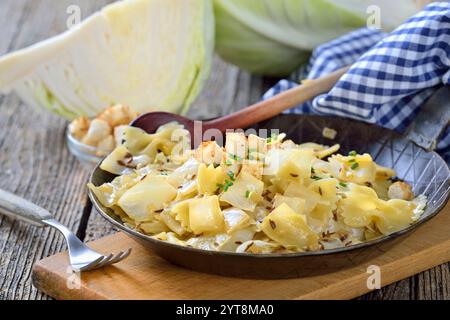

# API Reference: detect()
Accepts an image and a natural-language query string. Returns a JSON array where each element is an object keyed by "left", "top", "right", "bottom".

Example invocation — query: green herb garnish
[
  {"left": 311, "top": 175, "right": 322, "bottom": 181},
  {"left": 228, "top": 153, "right": 242, "bottom": 161},
  {"left": 216, "top": 183, "right": 224, "bottom": 190},
  {"left": 348, "top": 150, "right": 357, "bottom": 157},
  {"left": 225, "top": 160, "right": 233, "bottom": 166},
  {"left": 227, "top": 171, "right": 236, "bottom": 181},
  {"left": 223, "top": 180, "right": 234, "bottom": 192},
  {"left": 266, "top": 133, "right": 279, "bottom": 144},
  {"left": 217, "top": 179, "right": 234, "bottom": 192},
  {"left": 351, "top": 162, "right": 359, "bottom": 170},
  {"left": 339, "top": 182, "right": 348, "bottom": 188},
  {"left": 245, "top": 190, "right": 251, "bottom": 198}
]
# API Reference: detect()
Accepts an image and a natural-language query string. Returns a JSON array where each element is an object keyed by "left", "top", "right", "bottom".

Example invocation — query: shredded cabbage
[{"left": 89, "top": 123, "right": 427, "bottom": 253}]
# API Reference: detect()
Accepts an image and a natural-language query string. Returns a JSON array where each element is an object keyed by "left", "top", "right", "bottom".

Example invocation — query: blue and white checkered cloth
[{"left": 263, "top": 2, "right": 450, "bottom": 163}]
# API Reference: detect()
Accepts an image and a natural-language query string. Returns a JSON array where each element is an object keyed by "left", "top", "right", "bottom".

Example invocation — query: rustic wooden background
[{"left": 0, "top": 0, "right": 448, "bottom": 300}]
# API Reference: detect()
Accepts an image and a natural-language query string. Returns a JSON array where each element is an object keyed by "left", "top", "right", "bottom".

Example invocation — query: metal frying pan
[{"left": 88, "top": 114, "right": 450, "bottom": 279}]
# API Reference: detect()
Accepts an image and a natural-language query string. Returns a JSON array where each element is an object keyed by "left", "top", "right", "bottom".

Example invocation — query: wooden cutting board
[{"left": 32, "top": 203, "right": 450, "bottom": 300}]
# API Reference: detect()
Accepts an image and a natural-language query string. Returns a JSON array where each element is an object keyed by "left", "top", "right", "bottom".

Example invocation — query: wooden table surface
[{"left": 0, "top": 0, "right": 448, "bottom": 300}]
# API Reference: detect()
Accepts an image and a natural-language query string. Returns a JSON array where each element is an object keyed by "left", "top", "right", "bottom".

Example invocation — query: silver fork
[{"left": 0, "top": 189, "right": 131, "bottom": 271}]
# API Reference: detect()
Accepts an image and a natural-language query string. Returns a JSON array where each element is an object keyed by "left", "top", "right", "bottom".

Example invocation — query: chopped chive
[
  {"left": 339, "top": 182, "right": 348, "bottom": 187},
  {"left": 311, "top": 167, "right": 316, "bottom": 174},
  {"left": 227, "top": 171, "right": 235, "bottom": 181},
  {"left": 225, "top": 160, "right": 233, "bottom": 166},
  {"left": 216, "top": 183, "right": 224, "bottom": 190},
  {"left": 228, "top": 153, "right": 241, "bottom": 161},
  {"left": 311, "top": 175, "right": 322, "bottom": 181},
  {"left": 349, "top": 150, "right": 357, "bottom": 157},
  {"left": 348, "top": 159, "right": 356, "bottom": 163},
  {"left": 266, "top": 133, "right": 279, "bottom": 144},
  {"left": 351, "top": 162, "right": 359, "bottom": 170},
  {"left": 223, "top": 180, "right": 234, "bottom": 192},
  {"left": 245, "top": 190, "right": 251, "bottom": 198}
]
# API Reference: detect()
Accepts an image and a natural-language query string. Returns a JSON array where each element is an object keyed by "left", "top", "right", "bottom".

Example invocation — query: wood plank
[
  {"left": 1, "top": 0, "right": 449, "bottom": 300},
  {"left": 0, "top": 0, "right": 28, "bottom": 55},
  {"left": 186, "top": 56, "right": 240, "bottom": 120},
  {"left": 0, "top": 0, "right": 113, "bottom": 300},
  {"left": 32, "top": 202, "right": 450, "bottom": 300}
]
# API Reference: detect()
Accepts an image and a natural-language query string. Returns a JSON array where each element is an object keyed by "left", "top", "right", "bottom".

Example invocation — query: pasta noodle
[{"left": 88, "top": 123, "right": 427, "bottom": 254}]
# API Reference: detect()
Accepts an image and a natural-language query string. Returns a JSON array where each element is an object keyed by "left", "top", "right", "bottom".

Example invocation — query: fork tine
[
  {"left": 107, "top": 251, "right": 124, "bottom": 264},
  {"left": 91, "top": 254, "right": 114, "bottom": 269},
  {"left": 73, "top": 249, "right": 133, "bottom": 271},
  {"left": 109, "top": 249, "right": 132, "bottom": 265},
  {"left": 120, "top": 249, "right": 132, "bottom": 260},
  {"left": 74, "top": 256, "right": 103, "bottom": 271},
  {"left": 82, "top": 255, "right": 110, "bottom": 271}
]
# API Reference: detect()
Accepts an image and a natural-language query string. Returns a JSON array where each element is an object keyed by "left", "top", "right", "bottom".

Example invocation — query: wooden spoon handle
[{"left": 204, "top": 66, "right": 350, "bottom": 132}]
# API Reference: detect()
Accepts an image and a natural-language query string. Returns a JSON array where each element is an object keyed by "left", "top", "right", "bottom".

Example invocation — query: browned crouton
[
  {"left": 388, "top": 181, "right": 414, "bottom": 200},
  {"left": 194, "top": 141, "right": 223, "bottom": 165}
]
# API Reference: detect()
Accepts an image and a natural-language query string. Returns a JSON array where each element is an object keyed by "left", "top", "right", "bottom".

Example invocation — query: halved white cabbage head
[
  {"left": 214, "top": 0, "right": 418, "bottom": 76},
  {"left": 0, "top": 0, "right": 214, "bottom": 119}
]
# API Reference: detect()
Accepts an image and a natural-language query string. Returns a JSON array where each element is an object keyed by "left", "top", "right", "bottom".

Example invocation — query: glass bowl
[{"left": 66, "top": 128, "right": 104, "bottom": 170}]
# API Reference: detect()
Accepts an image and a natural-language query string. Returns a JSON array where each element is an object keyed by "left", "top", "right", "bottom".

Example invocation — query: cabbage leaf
[
  {"left": 214, "top": 0, "right": 418, "bottom": 76},
  {"left": 0, "top": 0, "right": 214, "bottom": 119}
]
